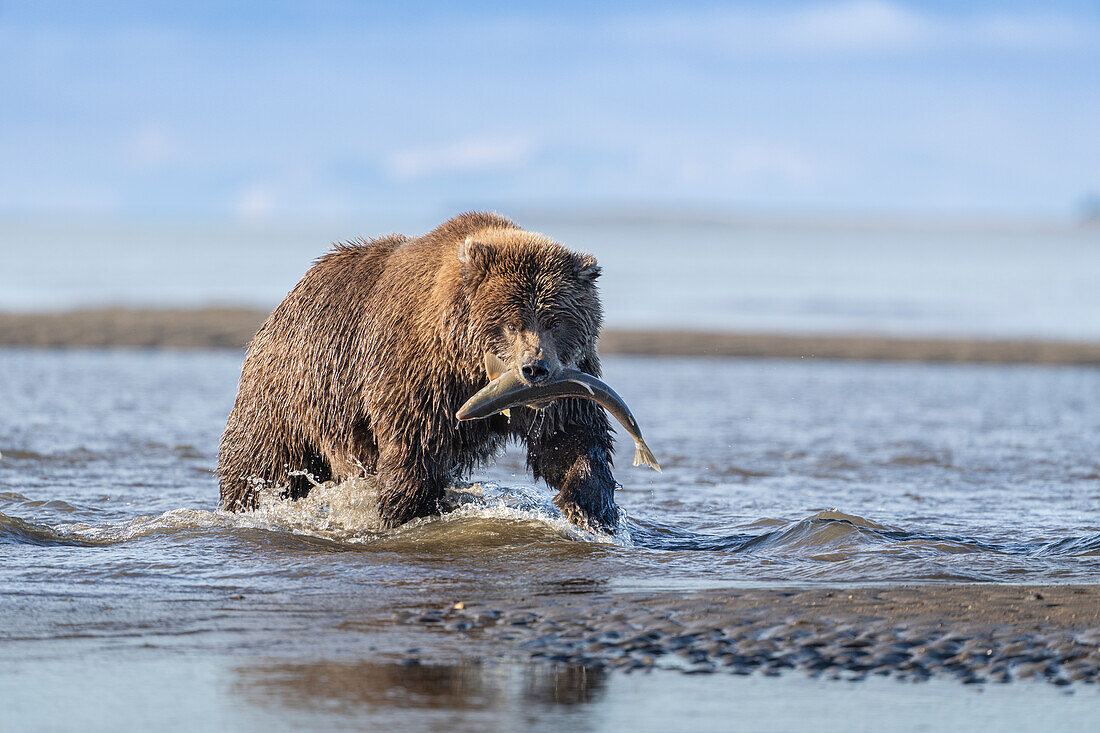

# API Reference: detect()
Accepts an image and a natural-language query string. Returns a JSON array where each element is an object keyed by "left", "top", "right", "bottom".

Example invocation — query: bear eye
[
  {"left": 505, "top": 322, "right": 520, "bottom": 334},
  {"left": 548, "top": 320, "right": 563, "bottom": 334}
]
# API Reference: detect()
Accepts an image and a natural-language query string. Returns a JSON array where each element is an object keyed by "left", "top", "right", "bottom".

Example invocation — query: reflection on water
[
  {"left": 6, "top": 653, "right": 1100, "bottom": 733},
  {"left": 234, "top": 660, "right": 606, "bottom": 713}
]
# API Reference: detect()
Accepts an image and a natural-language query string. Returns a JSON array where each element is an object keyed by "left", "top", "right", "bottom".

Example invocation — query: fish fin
[
  {"left": 633, "top": 441, "right": 662, "bottom": 473},
  {"left": 484, "top": 352, "right": 508, "bottom": 381}
]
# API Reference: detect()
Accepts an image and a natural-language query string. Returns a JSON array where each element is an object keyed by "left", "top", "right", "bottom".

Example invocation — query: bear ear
[
  {"left": 575, "top": 253, "right": 601, "bottom": 284},
  {"left": 458, "top": 237, "right": 493, "bottom": 279}
]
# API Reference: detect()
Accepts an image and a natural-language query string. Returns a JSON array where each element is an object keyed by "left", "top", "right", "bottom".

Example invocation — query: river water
[{"left": 2, "top": 348, "right": 1099, "bottom": 729}]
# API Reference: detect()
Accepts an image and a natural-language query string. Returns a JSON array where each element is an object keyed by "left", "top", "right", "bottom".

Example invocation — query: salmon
[{"left": 456, "top": 354, "right": 661, "bottom": 472}]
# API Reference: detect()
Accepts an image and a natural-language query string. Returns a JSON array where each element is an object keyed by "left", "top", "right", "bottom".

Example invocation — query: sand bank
[
  {"left": 2, "top": 308, "right": 1100, "bottom": 365},
  {"left": 395, "top": 584, "right": 1100, "bottom": 685},
  {"left": 0, "top": 308, "right": 262, "bottom": 349}
]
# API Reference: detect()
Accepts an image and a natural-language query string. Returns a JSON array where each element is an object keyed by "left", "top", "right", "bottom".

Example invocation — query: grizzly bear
[{"left": 217, "top": 212, "right": 619, "bottom": 530}]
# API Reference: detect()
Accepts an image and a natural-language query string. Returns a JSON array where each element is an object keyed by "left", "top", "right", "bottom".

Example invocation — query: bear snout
[{"left": 520, "top": 357, "right": 553, "bottom": 384}]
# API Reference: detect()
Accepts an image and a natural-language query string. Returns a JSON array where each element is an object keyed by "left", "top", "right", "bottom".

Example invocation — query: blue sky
[{"left": 2, "top": 1, "right": 1098, "bottom": 222}]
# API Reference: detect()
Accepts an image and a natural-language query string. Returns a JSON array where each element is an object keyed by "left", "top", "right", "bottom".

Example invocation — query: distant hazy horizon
[{"left": 4, "top": 215, "right": 1098, "bottom": 342}]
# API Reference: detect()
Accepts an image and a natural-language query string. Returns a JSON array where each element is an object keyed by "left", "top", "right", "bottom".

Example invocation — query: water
[
  {"left": 3, "top": 216, "right": 1099, "bottom": 339},
  {"left": 3, "top": 349, "right": 1098, "bottom": 588},
  {"left": 3, "top": 349, "right": 1099, "bottom": 728}
]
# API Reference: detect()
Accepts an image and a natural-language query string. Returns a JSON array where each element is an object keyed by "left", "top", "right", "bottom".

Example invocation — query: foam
[{"left": 38, "top": 479, "right": 632, "bottom": 548}]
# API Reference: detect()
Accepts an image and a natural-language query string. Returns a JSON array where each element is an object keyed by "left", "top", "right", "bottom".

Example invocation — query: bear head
[{"left": 458, "top": 230, "right": 603, "bottom": 384}]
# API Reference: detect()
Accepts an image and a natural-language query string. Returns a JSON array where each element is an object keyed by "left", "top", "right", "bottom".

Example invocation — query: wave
[
  {"left": 0, "top": 490, "right": 101, "bottom": 516},
  {"left": 0, "top": 513, "right": 99, "bottom": 547},
  {"left": 627, "top": 509, "right": 1100, "bottom": 560},
  {"left": 1029, "top": 532, "right": 1100, "bottom": 557}
]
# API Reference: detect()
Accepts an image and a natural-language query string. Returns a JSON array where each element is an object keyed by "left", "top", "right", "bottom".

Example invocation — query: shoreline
[
  {"left": 393, "top": 584, "right": 1100, "bottom": 684},
  {"left": 2, "top": 307, "right": 1099, "bottom": 365}
]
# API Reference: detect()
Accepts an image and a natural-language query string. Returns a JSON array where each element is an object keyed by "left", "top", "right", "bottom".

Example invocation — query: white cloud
[
  {"left": 386, "top": 136, "right": 535, "bottom": 180},
  {"left": 784, "top": 1, "right": 931, "bottom": 52},
  {"left": 127, "top": 123, "right": 181, "bottom": 169},
  {"left": 235, "top": 184, "right": 276, "bottom": 222},
  {"left": 617, "top": 1, "right": 1090, "bottom": 56}
]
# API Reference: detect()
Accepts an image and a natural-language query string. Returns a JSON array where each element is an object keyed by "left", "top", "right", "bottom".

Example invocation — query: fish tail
[{"left": 633, "top": 440, "right": 662, "bottom": 473}]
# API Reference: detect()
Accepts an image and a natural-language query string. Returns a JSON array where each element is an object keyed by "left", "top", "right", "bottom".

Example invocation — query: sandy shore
[
  {"left": 2, "top": 308, "right": 1100, "bottom": 365},
  {"left": 394, "top": 584, "right": 1100, "bottom": 685},
  {"left": 0, "top": 308, "right": 263, "bottom": 349}
]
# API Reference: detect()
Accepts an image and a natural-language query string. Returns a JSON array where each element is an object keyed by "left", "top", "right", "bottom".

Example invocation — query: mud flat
[
  {"left": 392, "top": 585, "right": 1100, "bottom": 685},
  {"left": 599, "top": 329, "right": 1100, "bottom": 365},
  {"left": 0, "top": 307, "right": 263, "bottom": 349},
  {"left": 3, "top": 308, "right": 1100, "bottom": 364}
]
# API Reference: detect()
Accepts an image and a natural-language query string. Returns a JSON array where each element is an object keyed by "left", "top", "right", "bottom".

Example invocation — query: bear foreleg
[
  {"left": 374, "top": 444, "right": 449, "bottom": 528},
  {"left": 520, "top": 398, "right": 619, "bottom": 530}
]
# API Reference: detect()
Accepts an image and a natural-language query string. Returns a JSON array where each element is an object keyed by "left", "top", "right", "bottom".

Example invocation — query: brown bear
[{"left": 217, "top": 212, "right": 619, "bottom": 530}]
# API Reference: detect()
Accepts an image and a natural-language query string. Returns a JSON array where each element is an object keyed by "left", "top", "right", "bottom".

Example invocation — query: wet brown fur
[{"left": 217, "top": 212, "right": 618, "bottom": 529}]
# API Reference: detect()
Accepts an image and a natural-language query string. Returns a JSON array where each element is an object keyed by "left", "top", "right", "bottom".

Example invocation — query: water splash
[
  {"left": 245, "top": 478, "right": 631, "bottom": 547},
  {"left": 2, "top": 479, "right": 630, "bottom": 549}
]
